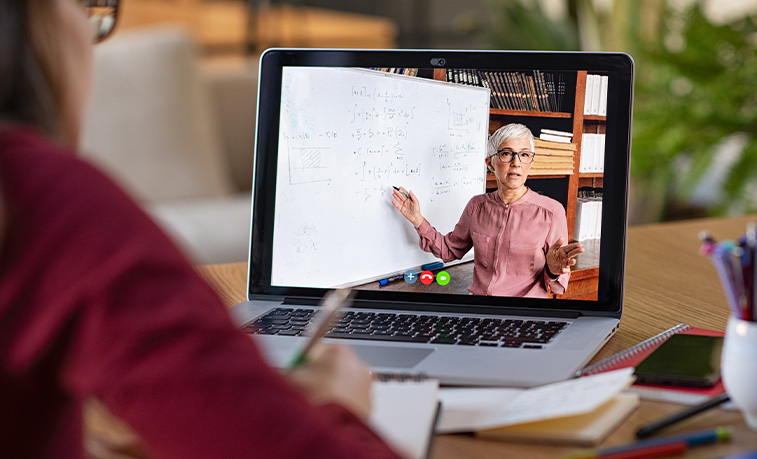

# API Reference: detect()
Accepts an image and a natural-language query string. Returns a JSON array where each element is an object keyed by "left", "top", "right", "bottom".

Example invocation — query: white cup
[{"left": 722, "top": 316, "right": 757, "bottom": 430}]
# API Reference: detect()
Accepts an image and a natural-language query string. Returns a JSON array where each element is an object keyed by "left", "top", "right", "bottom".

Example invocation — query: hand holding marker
[{"left": 392, "top": 185, "right": 409, "bottom": 199}]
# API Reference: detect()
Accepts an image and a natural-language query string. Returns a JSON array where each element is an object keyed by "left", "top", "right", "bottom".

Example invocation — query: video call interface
[{"left": 269, "top": 65, "right": 607, "bottom": 301}]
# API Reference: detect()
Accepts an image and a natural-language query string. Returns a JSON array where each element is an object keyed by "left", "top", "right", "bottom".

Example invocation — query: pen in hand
[
  {"left": 287, "top": 288, "right": 354, "bottom": 369},
  {"left": 392, "top": 185, "right": 410, "bottom": 199}
]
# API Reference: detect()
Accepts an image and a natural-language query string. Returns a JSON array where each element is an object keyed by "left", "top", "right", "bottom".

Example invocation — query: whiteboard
[{"left": 271, "top": 67, "right": 490, "bottom": 288}]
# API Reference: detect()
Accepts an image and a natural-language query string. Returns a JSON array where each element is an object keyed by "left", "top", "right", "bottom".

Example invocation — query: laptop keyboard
[{"left": 243, "top": 308, "right": 569, "bottom": 349}]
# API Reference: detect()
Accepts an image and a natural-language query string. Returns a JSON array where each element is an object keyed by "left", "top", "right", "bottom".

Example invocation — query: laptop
[{"left": 231, "top": 49, "right": 634, "bottom": 387}]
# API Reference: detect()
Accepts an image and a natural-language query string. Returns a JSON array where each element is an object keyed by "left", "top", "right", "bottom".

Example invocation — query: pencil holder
[{"left": 722, "top": 316, "right": 757, "bottom": 430}]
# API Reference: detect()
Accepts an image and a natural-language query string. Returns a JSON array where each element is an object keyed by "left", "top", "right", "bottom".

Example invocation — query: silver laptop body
[{"left": 232, "top": 49, "right": 633, "bottom": 387}]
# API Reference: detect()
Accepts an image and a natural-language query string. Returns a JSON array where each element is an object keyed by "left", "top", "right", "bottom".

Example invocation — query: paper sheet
[{"left": 371, "top": 379, "right": 440, "bottom": 459}]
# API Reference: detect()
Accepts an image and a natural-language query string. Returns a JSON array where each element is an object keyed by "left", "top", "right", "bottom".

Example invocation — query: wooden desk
[{"left": 196, "top": 215, "right": 757, "bottom": 458}]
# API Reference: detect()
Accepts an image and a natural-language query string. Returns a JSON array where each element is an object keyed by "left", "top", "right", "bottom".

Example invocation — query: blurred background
[{"left": 91, "top": 0, "right": 756, "bottom": 265}]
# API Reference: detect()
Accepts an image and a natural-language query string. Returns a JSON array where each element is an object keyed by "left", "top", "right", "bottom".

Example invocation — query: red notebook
[{"left": 576, "top": 324, "right": 726, "bottom": 405}]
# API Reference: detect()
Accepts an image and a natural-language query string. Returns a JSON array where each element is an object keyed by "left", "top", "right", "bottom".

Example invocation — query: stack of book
[
  {"left": 539, "top": 128, "right": 573, "bottom": 143},
  {"left": 574, "top": 188, "right": 602, "bottom": 241},
  {"left": 445, "top": 69, "right": 567, "bottom": 113},
  {"left": 584, "top": 74, "right": 608, "bottom": 116},
  {"left": 579, "top": 133, "right": 606, "bottom": 173},
  {"left": 531, "top": 138, "right": 575, "bottom": 176}
]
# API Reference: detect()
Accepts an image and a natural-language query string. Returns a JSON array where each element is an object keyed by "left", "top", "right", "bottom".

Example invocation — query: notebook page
[{"left": 371, "top": 378, "right": 440, "bottom": 459}]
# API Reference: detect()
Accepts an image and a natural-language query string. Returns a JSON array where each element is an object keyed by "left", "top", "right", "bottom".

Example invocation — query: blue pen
[
  {"left": 421, "top": 262, "right": 444, "bottom": 271},
  {"left": 379, "top": 273, "right": 406, "bottom": 286}
]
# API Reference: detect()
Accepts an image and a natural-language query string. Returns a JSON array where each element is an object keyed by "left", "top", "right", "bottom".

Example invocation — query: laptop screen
[{"left": 250, "top": 50, "right": 633, "bottom": 317}]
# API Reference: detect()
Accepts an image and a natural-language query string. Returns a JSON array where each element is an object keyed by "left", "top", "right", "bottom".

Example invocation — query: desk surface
[{"left": 197, "top": 215, "right": 757, "bottom": 458}]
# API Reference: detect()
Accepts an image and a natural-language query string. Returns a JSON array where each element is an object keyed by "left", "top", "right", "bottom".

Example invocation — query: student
[
  {"left": 393, "top": 123, "right": 583, "bottom": 297},
  {"left": 0, "top": 1, "right": 401, "bottom": 458}
]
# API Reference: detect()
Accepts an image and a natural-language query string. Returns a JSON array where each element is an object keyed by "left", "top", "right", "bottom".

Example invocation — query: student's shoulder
[
  {"left": 0, "top": 126, "right": 156, "bottom": 243},
  {"left": 0, "top": 126, "right": 136, "bottom": 207}
]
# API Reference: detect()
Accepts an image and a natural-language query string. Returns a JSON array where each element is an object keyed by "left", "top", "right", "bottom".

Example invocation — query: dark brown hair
[{"left": 0, "top": 0, "right": 64, "bottom": 138}]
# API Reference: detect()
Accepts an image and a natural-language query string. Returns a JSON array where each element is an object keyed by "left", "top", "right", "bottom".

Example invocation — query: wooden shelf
[
  {"left": 527, "top": 174, "right": 571, "bottom": 180},
  {"left": 578, "top": 176, "right": 604, "bottom": 188},
  {"left": 584, "top": 114, "right": 607, "bottom": 121},
  {"left": 489, "top": 108, "right": 572, "bottom": 118}
]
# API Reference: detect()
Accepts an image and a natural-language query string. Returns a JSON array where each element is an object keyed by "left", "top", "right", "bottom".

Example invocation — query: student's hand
[
  {"left": 546, "top": 238, "right": 584, "bottom": 276},
  {"left": 391, "top": 186, "right": 424, "bottom": 228},
  {"left": 286, "top": 344, "right": 373, "bottom": 422}
]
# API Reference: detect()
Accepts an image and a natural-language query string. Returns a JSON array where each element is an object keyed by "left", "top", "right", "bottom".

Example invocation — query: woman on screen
[{"left": 392, "top": 123, "right": 583, "bottom": 297}]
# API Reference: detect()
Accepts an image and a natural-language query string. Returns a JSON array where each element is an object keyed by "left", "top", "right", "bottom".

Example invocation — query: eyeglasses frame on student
[
  {"left": 80, "top": 0, "right": 119, "bottom": 43},
  {"left": 489, "top": 149, "right": 536, "bottom": 164}
]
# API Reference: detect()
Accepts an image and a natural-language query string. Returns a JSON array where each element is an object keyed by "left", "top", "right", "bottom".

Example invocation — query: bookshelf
[{"left": 432, "top": 69, "right": 603, "bottom": 300}]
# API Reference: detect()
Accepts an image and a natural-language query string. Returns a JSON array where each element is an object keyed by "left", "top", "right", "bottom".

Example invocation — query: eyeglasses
[
  {"left": 490, "top": 149, "right": 535, "bottom": 164},
  {"left": 80, "top": 0, "right": 119, "bottom": 43}
]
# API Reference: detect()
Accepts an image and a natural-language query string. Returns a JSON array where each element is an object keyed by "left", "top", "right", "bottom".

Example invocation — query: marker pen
[
  {"left": 392, "top": 185, "right": 410, "bottom": 199},
  {"left": 379, "top": 273, "right": 406, "bottom": 286},
  {"left": 421, "top": 262, "right": 444, "bottom": 271}
]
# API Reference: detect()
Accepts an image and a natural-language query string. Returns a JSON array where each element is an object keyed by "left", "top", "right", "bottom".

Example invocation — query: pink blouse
[{"left": 416, "top": 189, "right": 570, "bottom": 297}]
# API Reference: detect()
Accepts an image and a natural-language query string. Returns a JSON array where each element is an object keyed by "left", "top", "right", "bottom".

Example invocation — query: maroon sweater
[{"left": 0, "top": 127, "right": 401, "bottom": 459}]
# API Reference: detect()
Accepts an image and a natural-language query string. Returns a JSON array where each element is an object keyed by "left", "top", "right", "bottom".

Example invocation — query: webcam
[{"left": 430, "top": 57, "right": 446, "bottom": 67}]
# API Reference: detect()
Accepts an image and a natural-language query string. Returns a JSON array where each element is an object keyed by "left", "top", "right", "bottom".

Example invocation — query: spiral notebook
[{"left": 575, "top": 323, "right": 726, "bottom": 405}]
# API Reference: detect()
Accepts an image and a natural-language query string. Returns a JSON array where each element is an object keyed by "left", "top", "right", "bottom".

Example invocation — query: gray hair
[{"left": 487, "top": 123, "right": 535, "bottom": 157}]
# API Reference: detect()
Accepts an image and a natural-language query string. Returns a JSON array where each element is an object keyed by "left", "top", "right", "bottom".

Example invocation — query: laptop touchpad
[{"left": 352, "top": 345, "right": 433, "bottom": 368}]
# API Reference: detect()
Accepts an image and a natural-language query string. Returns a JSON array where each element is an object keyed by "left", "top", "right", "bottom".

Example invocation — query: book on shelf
[
  {"left": 574, "top": 188, "right": 602, "bottom": 241},
  {"left": 444, "top": 70, "right": 569, "bottom": 113},
  {"left": 540, "top": 128, "right": 573, "bottom": 143},
  {"left": 437, "top": 368, "right": 638, "bottom": 446},
  {"left": 590, "top": 74, "right": 602, "bottom": 115},
  {"left": 583, "top": 73, "right": 608, "bottom": 116},
  {"left": 534, "top": 137, "right": 577, "bottom": 151},
  {"left": 371, "top": 68, "right": 419, "bottom": 77},
  {"left": 584, "top": 74, "right": 594, "bottom": 116},
  {"left": 575, "top": 323, "right": 727, "bottom": 406},
  {"left": 531, "top": 138, "right": 576, "bottom": 175},
  {"left": 598, "top": 75, "right": 608, "bottom": 116},
  {"left": 579, "top": 133, "right": 605, "bottom": 173}
]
